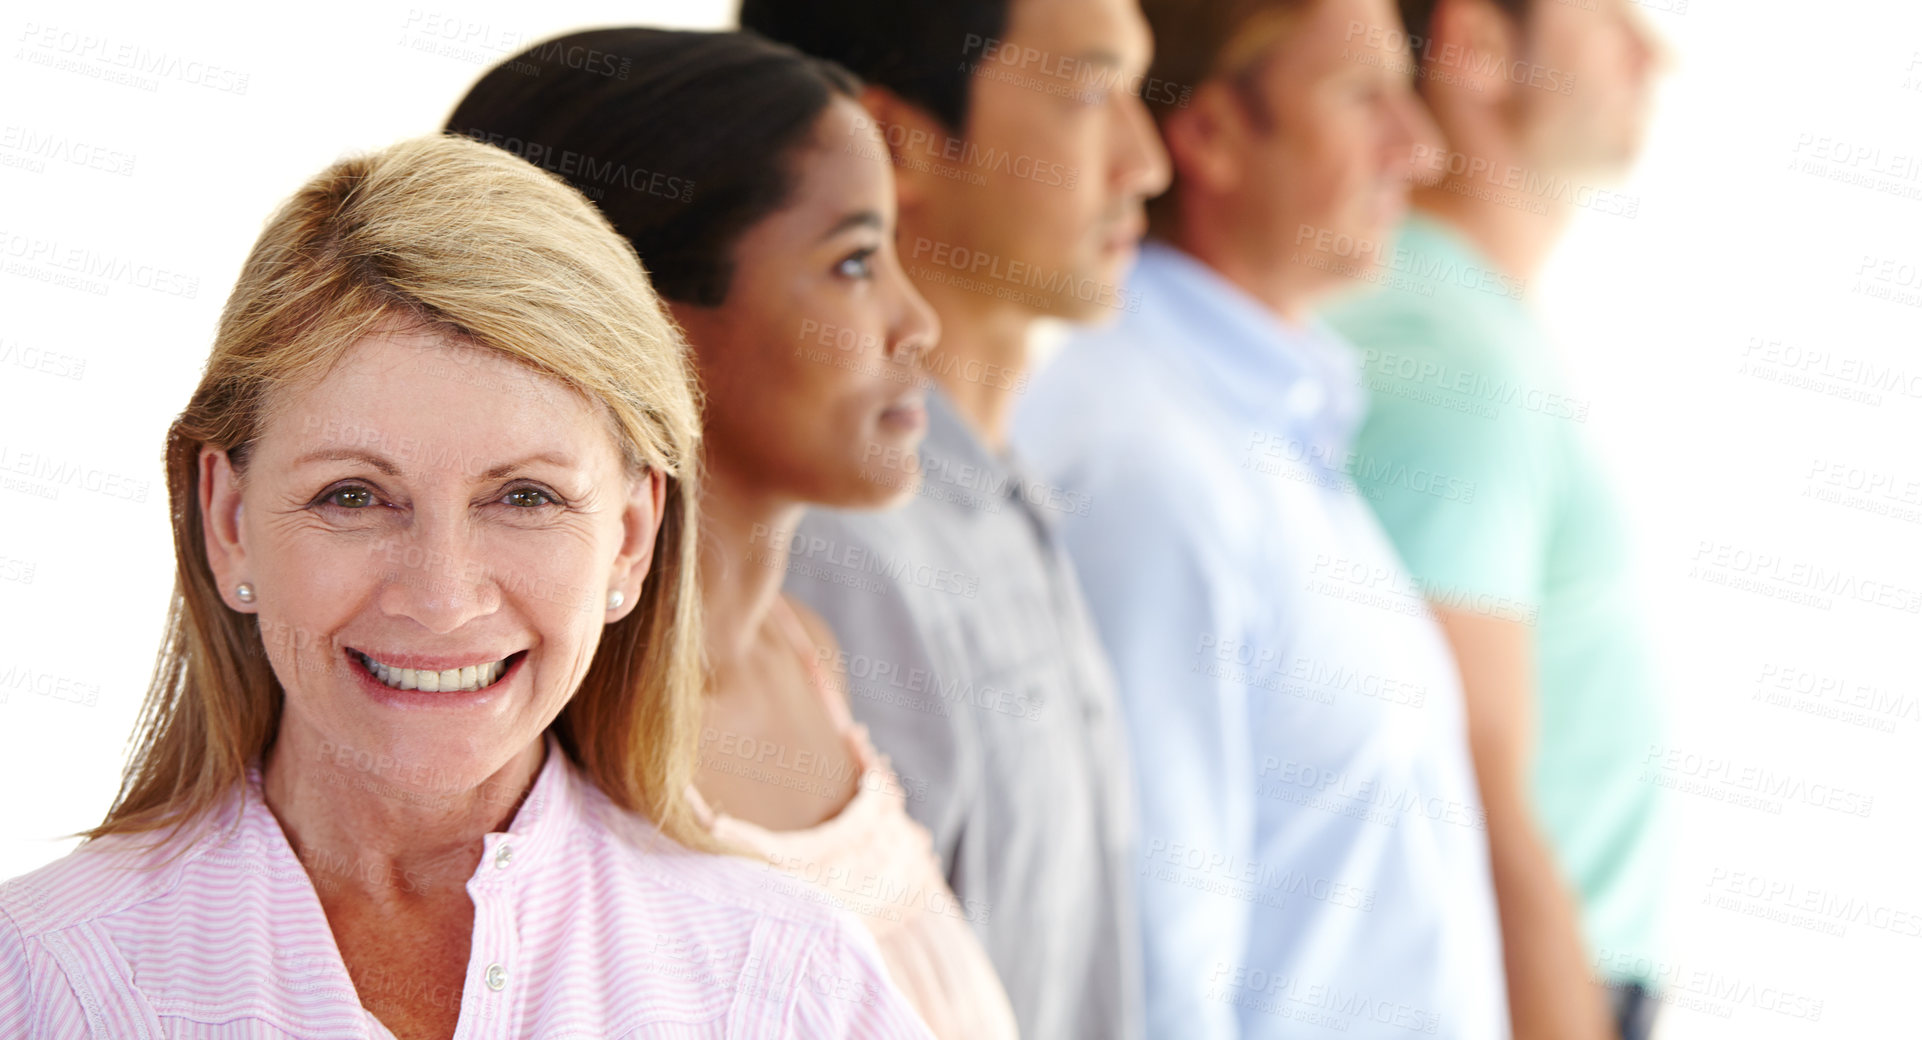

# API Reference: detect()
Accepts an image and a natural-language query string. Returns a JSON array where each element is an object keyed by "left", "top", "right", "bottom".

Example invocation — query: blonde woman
[
  {"left": 0, "top": 134, "right": 931, "bottom": 1040},
  {"left": 449, "top": 29, "right": 1017, "bottom": 1040}
]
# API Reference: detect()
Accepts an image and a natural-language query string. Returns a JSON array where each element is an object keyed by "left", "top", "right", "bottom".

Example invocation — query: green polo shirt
[{"left": 1324, "top": 215, "right": 1666, "bottom": 987}]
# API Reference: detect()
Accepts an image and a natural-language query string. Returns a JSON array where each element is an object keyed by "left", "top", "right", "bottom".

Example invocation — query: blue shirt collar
[{"left": 1129, "top": 240, "right": 1367, "bottom": 468}]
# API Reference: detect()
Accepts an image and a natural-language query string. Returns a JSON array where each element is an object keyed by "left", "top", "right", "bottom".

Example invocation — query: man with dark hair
[
  {"left": 737, "top": 0, "right": 1006, "bottom": 131},
  {"left": 1325, "top": 1, "right": 1666, "bottom": 1039},
  {"left": 740, "top": 1, "right": 1170, "bottom": 1038},
  {"left": 1014, "top": 0, "right": 1514, "bottom": 1037}
]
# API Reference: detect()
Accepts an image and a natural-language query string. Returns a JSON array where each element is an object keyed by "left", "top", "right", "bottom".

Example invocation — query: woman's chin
[{"left": 303, "top": 730, "right": 533, "bottom": 813}]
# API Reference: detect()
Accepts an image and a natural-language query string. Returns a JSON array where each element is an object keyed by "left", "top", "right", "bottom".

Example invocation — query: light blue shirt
[{"left": 1013, "top": 242, "right": 1509, "bottom": 1040}]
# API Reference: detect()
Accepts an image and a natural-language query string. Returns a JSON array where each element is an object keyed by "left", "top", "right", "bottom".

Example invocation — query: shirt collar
[
  {"left": 240, "top": 730, "right": 579, "bottom": 887},
  {"left": 922, "top": 384, "right": 1062, "bottom": 535},
  {"left": 474, "top": 730, "right": 577, "bottom": 882},
  {"left": 1129, "top": 240, "right": 1367, "bottom": 466},
  {"left": 129, "top": 733, "right": 585, "bottom": 1026},
  {"left": 1400, "top": 211, "right": 1495, "bottom": 277},
  {"left": 921, "top": 385, "right": 995, "bottom": 477}
]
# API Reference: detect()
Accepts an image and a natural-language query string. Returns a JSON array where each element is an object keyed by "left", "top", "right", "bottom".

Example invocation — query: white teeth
[{"left": 356, "top": 653, "right": 510, "bottom": 693}]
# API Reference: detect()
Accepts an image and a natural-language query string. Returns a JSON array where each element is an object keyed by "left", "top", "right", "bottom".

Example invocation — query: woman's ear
[
  {"left": 199, "top": 447, "right": 254, "bottom": 612},
  {"left": 605, "top": 466, "right": 669, "bottom": 623}
]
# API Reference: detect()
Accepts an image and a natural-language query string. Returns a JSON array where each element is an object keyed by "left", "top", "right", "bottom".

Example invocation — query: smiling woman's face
[{"left": 200, "top": 327, "right": 665, "bottom": 791}]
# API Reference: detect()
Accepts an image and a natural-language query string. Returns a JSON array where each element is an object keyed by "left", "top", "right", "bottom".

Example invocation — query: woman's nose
[{"left": 374, "top": 520, "right": 502, "bottom": 634}]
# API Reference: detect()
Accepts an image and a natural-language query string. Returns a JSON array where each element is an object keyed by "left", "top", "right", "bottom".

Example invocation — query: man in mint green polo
[{"left": 1325, "top": 2, "right": 1667, "bottom": 1039}]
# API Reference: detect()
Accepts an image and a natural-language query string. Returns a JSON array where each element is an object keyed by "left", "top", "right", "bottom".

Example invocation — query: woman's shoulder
[
  {"left": 0, "top": 813, "right": 232, "bottom": 942},
  {"left": 564, "top": 788, "right": 931, "bottom": 1033},
  {"left": 576, "top": 778, "right": 856, "bottom": 932},
  {"left": 0, "top": 806, "right": 261, "bottom": 1032},
  {"left": 782, "top": 598, "right": 840, "bottom": 660}
]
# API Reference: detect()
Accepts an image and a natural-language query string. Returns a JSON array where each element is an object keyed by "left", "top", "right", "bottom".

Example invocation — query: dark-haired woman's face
[{"left": 672, "top": 97, "right": 938, "bottom": 510}]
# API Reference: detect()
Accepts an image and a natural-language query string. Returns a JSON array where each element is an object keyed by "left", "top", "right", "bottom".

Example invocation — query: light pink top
[
  {"left": 688, "top": 601, "right": 1019, "bottom": 1040},
  {"left": 0, "top": 733, "right": 934, "bottom": 1039}
]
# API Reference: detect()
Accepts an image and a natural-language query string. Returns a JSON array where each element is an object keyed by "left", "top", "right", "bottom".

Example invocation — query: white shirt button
[
  {"left": 494, "top": 844, "right": 513, "bottom": 869},
  {"left": 484, "top": 963, "right": 506, "bottom": 991}
]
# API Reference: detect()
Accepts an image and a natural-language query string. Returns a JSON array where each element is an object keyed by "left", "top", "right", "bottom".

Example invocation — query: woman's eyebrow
[
  {"left": 821, "top": 209, "right": 885, "bottom": 240},
  {"left": 478, "top": 451, "right": 582, "bottom": 479},
  {"left": 289, "top": 447, "right": 400, "bottom": 475},
  {"left": 287, "top": 447, "right": 582, "bottom": 480}
]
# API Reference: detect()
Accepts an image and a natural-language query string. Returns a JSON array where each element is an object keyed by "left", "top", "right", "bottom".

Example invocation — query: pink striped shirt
[{"left": 0, "top": 734, "right": 935, "bottom": 1039}]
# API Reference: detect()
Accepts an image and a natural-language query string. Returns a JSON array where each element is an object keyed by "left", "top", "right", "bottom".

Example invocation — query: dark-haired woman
[{"left": 449, "top": 29, "right": 1018, "bottom": 1040}]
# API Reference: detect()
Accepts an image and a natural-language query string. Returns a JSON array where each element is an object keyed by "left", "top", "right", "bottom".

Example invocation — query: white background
[{"left": 2, "top": 1, "right": 1918, "bottom": 1036}]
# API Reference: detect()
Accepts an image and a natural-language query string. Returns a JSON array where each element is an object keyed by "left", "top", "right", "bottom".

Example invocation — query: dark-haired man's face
[
  {"left": 1510, "top": 0, "right": 1659, "bottom": 177},
  {"left": 904, "top": 0, "right": 1171, "bottom": 324}
]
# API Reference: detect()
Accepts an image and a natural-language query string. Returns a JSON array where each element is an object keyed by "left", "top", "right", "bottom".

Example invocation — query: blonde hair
[{"left": 94, "top": 133, "right": 711, "bottom": 849}]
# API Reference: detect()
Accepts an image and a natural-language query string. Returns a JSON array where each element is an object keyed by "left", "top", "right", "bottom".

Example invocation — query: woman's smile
[{"left": 349, "top": 647, "right": 526, "bottom": 693}]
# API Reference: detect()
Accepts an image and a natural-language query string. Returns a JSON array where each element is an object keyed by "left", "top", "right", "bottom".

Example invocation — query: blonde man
[{"left": 1015, "top": 1, "right": 1510, "bottom": 1037}]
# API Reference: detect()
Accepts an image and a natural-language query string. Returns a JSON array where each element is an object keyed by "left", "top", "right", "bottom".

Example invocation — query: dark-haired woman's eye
[{"left": 836, "top": 248, "right": 877, "bottom": 280}]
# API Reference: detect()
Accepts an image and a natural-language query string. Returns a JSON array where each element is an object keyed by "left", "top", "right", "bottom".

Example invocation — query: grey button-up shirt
[{"left": 784, "top": 389, "right": 1142, "bottom": 1040}]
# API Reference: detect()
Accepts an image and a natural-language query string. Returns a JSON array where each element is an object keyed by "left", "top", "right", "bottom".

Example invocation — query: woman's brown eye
[
  {"left": 329, "top": 487, "right": 374, "bottom": 508},
  {"left": 505, "top": 488, "right": 553, "bottom": 508},
  {"left": 837, "top": 247, "right": 877, "bottom": 279}
]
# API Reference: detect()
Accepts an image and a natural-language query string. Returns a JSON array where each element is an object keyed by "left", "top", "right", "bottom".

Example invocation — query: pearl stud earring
[
  {"left": 235, "top": 582, "right": 256, "bottom": 604},
  {"left": 607, "top": 588, "right": 626, "bottom": 611}
]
